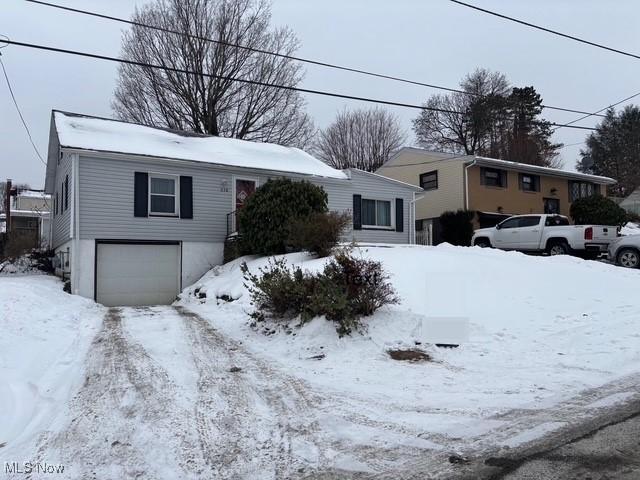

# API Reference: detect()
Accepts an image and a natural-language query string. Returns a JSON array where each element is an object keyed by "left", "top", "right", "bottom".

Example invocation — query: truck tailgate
[{"left": 590, "top": 225, "right": 618, "bottom": 243}]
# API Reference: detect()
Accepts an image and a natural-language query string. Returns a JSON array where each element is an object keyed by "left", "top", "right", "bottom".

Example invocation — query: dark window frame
[
  {"left": 519, "top": 173, "right": 540, "bottom": 192},
  {"left": 568, "top": 181, "right": 600, "bottom": 202},
  {"left": 481, "top": 167, "right": 507, "bottom": 188},
  {"left": 419, "top": 170, "right": 438, "bottom": 191},
  {"left": 64, "top": 175, "right": 69, "bottom": 211}
]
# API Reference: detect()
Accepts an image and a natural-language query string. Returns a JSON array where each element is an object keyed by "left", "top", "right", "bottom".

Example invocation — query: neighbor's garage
[{"left": 95, "top": 241, "right": 181, "bottom": 307}]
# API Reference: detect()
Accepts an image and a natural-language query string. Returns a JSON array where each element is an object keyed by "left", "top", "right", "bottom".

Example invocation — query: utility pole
[{"left": 4, "top": 178, "right": 12, "bottom": 232}]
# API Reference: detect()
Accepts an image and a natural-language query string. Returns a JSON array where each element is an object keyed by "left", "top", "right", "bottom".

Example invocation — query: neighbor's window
[
  {"left": 519, "top": 173, "right": 540, "bottom": 192},
  {"left": 149, "top": 175, "right": 178, "bottom": 215},
  {"left": 420, "top": 170, "right": 438, "bottom": 191},
  {"left": 481, "top": 167, "right": 507, "bottom": 188},
  {"left": 362, "top": 198, "right": 392, "bottom": 227},
  {"left": 569, "top": 181, "right": 600, "bottom": 202}
]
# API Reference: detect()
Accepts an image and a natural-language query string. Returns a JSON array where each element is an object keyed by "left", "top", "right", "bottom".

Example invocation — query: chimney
[{"left": 4, "top": 179, "right": 11, "bottom": 232}]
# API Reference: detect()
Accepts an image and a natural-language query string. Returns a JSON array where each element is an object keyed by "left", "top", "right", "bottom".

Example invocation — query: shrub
[
  {"left": 439, "top": 210, "right": 476, "bottom": 246},
  {"left": 287, "top": 211, "right": 351, "bottom": 257},
  {"left": 241, "top": 248, "right": 399, "bottom": 336},
  {"left": 570, "top": 195, "right": 628, "bottom": 226},
  {"left": 238, "top": 179, "right": 328, "bottom": 255}
]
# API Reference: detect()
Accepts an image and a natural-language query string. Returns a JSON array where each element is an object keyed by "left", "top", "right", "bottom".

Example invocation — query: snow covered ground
[
  {"left": 1, "top": 245, "right": 639, "bottom": 479},
  {"left": 0, "top": 276, "right": 103, "bottom": 459},
  {"left": 178, "top": 244, "right": 640, "bottom": 471}
]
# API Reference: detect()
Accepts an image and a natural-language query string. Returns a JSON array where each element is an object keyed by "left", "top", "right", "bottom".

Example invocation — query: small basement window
[
  {"left": 149, "top": 174, "right": 179, "bottom": 215},
  {"left": 362, "top": 198, "right": 392, "bottom": 228}
]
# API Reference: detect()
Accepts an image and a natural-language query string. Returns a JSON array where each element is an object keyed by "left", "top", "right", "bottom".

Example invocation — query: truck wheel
[
  {"left": 617, "top": 248, "right": 640, "bottom": 268},
  {"left": 547, "top": 241, "right": 570, "bottom": 256},
  {"left": 474, "top": 238, "right": 491, "bottom": 248}
]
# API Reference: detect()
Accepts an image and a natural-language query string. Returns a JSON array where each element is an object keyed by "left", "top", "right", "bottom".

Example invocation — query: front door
[
  {"left": 544, "top": 198, "right": 560, "bottom": 214},
  {"left": 234, "top": 178, "right": 257, "bottom": 211}
]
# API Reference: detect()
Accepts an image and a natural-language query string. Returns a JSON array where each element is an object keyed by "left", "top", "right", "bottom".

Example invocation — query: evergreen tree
[{"left": 577, "top": 106, "right": 640, "bottom": 196}]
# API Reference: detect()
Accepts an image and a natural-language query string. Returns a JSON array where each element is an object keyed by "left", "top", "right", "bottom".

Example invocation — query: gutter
[{"left": 464, "top": 157, "right": 477, "bottom": 210}]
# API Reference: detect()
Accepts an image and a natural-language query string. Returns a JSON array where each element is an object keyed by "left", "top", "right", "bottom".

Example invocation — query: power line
[
  {"left": 0, "top": 38, "right": 599, "bottom": 131},
  {"left": 552, "top": 91, "right": 640, "bottom": 132},
  {"left": 0, "top": 54, "right": 46, "bottom": 166},
  {"left": 449, "top": 0, "right": 640, "bottom": 61},
  {"left": 23, "top": 0, "right": 605, "bottom": 119}
]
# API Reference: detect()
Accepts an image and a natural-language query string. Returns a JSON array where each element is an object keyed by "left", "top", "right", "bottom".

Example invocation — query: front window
[
  {"left": 149, "top": 175, "right": 178, "bottom": 215},
  {"left": 519, "top": 173, "right": 540, "bottom": 192},
  {"left": 569, "top": 181, "right": 600, "bottom": 202},
  {"left": 420, "top": 171, "right": 438, "bottom": 191},
  {"left": 362, "top": 199, "right": 392, "bottom": 227},
  {"left": 481, "top": 167, "right": 507, "bottom": 188}
]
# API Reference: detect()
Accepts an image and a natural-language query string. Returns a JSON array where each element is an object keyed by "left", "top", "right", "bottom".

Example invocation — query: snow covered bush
[
  {"left": 241, "top": 248, "right": 399, "bottom": 335},
  {"left": 238, "top": 179, "right": 328, "bottom": 255},
  {"left": 287, "top": 211, "right": 351, "bottom": 257},
  {"left": 570, "top": 195, "right": 628, "bottom": 226}
]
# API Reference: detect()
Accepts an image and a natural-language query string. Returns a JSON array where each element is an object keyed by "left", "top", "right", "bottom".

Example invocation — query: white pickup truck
[{"left": 471, "top": 214, "right": 619, "bottom": 257}]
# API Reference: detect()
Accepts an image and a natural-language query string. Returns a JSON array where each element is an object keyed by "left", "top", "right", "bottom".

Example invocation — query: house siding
[
  {"left": 51, "top": 153, "right": 73, "bottom": 249},
  {"left": 76, "top": 154, "right": 416, "bottom": 245},
  {"left": 376, "top": 150, "right": 466, "bottom": 221},
  {"left": 343, "top": 170, "right": 415, "bottom": 244},
  {"left": 467, "top": 166, "right": 607, "bottom": 219}
]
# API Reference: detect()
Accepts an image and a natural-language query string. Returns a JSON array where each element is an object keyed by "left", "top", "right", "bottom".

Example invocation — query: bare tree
[
  {"left": 113, "top": 0, "right": 315, "bottom": 148},
  {"left": 314, "top": 107, "right": 406, "bottom": 172},
  {"left": 413, "top": 68, "right": 511, "bottom": 156}
]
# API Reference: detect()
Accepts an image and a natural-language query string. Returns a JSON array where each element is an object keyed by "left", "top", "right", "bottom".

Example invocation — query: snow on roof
[
  {"left": 53, "top": 111, "right": 347, "bottom": 180},
  {"left": 18, "top": 190, "right": 50, "bottom": 199}
]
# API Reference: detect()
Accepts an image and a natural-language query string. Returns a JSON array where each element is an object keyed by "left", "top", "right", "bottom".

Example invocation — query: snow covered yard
[
  {"left": 179, "top": 244, "right": 640, "bottom": 472},
  {"left": 0, "top": 276, "right": 104, "bottom": 461},
  {"left": 1, "top": 246, "right": 639, "bottom": 479}
]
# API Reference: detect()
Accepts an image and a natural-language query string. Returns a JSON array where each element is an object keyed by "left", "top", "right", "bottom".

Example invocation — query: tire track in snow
[
  {"left": 36, "top": 308, "right": 202, "bottom": 479},
  {"left": 176, "top": 306, "right": 324, "bottom": 479}
]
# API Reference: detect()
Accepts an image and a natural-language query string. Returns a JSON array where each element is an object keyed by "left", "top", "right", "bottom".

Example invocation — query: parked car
[
  {"left": 608, "top": 235, "right": 640, "bottom": 268},
  {"left": 472, "top": 214, "right": 619, "bottom": 257}
]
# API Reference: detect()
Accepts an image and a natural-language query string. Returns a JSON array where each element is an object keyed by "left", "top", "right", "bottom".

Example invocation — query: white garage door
[{"left": 96, "top": 243, "right": 181, "bottom": 306}]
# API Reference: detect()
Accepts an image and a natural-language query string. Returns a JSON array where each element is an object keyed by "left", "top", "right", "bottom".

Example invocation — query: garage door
[{"left": 96, "top": 242, "right": 181, "bottom": 306}]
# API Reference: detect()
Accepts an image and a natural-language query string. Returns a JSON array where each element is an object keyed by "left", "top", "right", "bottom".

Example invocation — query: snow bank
[
  {"left": 179, "top": 244, "right": 640, "bottom": 450},
  {"left": 0, "top": 276, "right": 104, "bottom": 455},
  {"left": 621, "top": 221, "right": 640, "bottom": 236},
  {"left": 54, "top": 111, "right": 347, "bottom": 179}
]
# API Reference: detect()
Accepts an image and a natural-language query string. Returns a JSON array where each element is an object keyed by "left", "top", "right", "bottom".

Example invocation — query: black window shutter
[
  {"left": 64, "top": 175, "right": 69, "bottom": 210},
  {"left": 180, "top": 176, "right": 193, "bottom": 219},
  {"left": 352, "top": 194, "right": 362, "bottom": 230},
  {"left": 395, "top": 198, "right": 404, "bottom": 232},
  {"left": 134, "top": 172, "right": 148, "bottom": 217}
]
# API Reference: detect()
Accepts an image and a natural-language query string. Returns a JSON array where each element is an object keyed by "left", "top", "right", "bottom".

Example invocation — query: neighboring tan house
[
  {"left": 620, "top": 187, "right": 640, "bottom": 216},
  {"left": 45, "top": 111, "right": 422, "bottom": 307},
  {"left": 377, "top": 148, "right": 616, "bottom": 244}
]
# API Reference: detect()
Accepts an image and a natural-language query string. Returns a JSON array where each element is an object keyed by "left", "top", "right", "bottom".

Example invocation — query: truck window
[
  {"left": 545, "top": 216, "right": 570, "bottom": 226},
  {"left": 519, "top": 216, "right": 541, "bottom": 227},
  {"left": 499, "top": 217, "right": 520, "bottom": 229}
]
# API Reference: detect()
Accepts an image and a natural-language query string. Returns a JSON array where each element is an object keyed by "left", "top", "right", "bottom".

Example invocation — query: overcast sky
[{"left": 1, "top": 0, "right": 639, "bottom": 187}]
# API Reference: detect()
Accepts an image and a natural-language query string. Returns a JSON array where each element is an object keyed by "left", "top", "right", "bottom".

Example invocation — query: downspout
[{"left": 464, "top": 157, "right": 477, "bottom": 210}]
